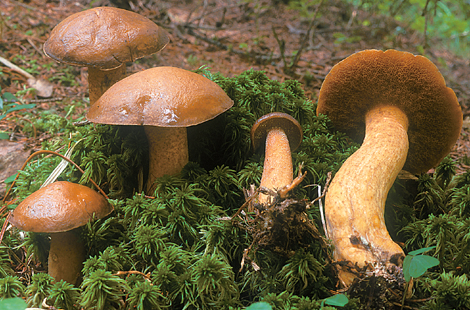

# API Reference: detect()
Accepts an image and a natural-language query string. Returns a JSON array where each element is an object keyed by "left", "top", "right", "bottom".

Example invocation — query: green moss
[{"left": 10, "top": 67, "right": 467, "bottom": 309}]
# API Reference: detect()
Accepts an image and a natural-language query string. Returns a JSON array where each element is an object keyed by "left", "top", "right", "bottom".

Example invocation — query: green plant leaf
[
  {"left": 409, "top": 255, "right": 440, "bottom": 279},
  {"left": 4, "top": 172, "right": 18, "bottom": 183},
  {"left": 0, "top": 297, "right": 28, "bottom": 310},
  {"left": 324, "top": 293, "right": 349, "bottom": 306},
  {"left": 246, "top": 302, "right": 272, "bottom": 310},
  {"left": 2, "top": 92, "right": 18, "bottom": 102},
  {"left": 0, "top": 132, "right": 9, "bottom": 139},
  {"left": 408, "top": 246, "right": 436, "bottom": 256},
  {"left": 403, "top": 254, "right": 413, "bottom": 282},
  {"left": 5, "top": 103, "right": 36, "bottom": 113}
]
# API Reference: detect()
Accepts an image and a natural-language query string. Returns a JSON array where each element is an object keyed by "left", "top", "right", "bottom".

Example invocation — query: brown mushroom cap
[
  {"left": 86, "top": 66, "right": 234, "bottom": 127},
  {"left": 9, "top": 181, "right": 113, "bottom": 233},
  {"left": 317, "top": 49, "right": 462, "bottom": 174},
  {"left": 43, "top": 7, "right": 169, "bottom": 70},
  {"left": 251, "top": 112, "right": 303, "bottom": 152}
]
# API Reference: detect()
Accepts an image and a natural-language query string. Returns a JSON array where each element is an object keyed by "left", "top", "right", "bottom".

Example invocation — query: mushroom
[
  {"left": 251, "top": 112, "right": 303, "bottom": 205},
  {"left": 43, "top": 6, "right": 169, "bottom": 105},
  {"left": 86, "top": 66, "right": 234, "bottom": 194},
  {"left": 9, "top": 181, "right": 113, "bottom": 285},
  {"left": 316, "top": 49, "right": 462, "bottom": 286}
]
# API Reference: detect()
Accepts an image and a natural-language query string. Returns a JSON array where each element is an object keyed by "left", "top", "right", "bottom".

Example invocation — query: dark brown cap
[
  {"left": 251, "top": 112, "right": 303, "bottom": 151},
  {"left": 9, "top": 181, "right": 113, "bottom": 233},
  {"left": 317, "top": 49, "right": 462, "bottom": 174},
  {"left": 43, "top": 7, "right": 169, "bottom": 70},
  {"left": 86, "top": 66, "right": 234, "bottom": 127}
]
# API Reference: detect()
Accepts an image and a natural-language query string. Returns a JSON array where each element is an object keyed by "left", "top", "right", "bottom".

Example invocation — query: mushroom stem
[
  {"left": 48, "top": 229, "right": 86, "bottom": 285},
  {"left": 88, "top": 65, "right": 127, "bottom": 106},
  {"left": 326, "top": 105, "right": 408, "bottom": 285},
  {"left": 144, "top": 126, "right": 189, "bottom": 194},
  {"left": 258, "top": 128, "right": 294, "bottom": 205}
]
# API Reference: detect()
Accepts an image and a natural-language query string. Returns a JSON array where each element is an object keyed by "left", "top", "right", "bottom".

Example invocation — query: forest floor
[
  {"left": 2, "top": 1, "right": 470, "bottom": 308},
  {"left": 0, "top": 1, "right": 469, "bottom": 193}
]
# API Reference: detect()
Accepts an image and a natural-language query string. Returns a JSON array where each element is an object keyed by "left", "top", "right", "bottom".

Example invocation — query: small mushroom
[
  {"left": 86, "top": 66, "right": 234, "bottom": 194},
  {"left": 9, "top": 181, "right": 113, "bottom": 285},
  {"left": 316, "top": 49, "right": 462, "bottom": 286},
  {"left": 251, "top": 112, "right": 303, "bottom": 205},
  {"left": 43, "top": 7, "right": 169, "bottom": 105}
]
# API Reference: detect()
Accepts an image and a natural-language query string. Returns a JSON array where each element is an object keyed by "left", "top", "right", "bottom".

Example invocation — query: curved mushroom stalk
[
  {"left": 326, "top": 105, "right": 407, "bottom": 285},
  {"left": 258, "top": 128, "right": 294, "bottom": 204},
  {"left": 316, "top": 49, "right": 462, "bottom": 286}
]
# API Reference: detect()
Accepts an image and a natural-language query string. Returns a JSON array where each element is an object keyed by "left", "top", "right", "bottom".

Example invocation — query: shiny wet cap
[
  {"left": 44, "top": 7, "right": 169, "bottom": 70},
  {"left": 251, "top": 112, "right": 303, "bottom": 151},
  {"left": 86, "top": 66, "right": 234, "bottom": 127},
  {"left": 9, "top": 181, "right": 113, "bottom": 233}
]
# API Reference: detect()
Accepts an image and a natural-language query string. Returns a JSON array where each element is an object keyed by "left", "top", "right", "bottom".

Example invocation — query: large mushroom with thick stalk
[
  {"left": 251, "top": 112, "right": 303, "bottom": 205},
  {"left": 86, "top": 66, "right": 234, "bottom": 195},
  {"left": 316, "top": 49, "right": 462, "bottom": 286},
  {"left": 43, "top": 6, "right": 169, "bottom": 106},
  {"left": 9, "top": 181, "right": 113, "bottom": 285}
]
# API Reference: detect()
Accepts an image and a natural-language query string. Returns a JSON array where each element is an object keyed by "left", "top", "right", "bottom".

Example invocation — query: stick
[
  {"left": 0, "top": 55, "right": 35, "bottom": 79},
  {"left": 289, "top": 0, "right": 324, "bottom": 71}
]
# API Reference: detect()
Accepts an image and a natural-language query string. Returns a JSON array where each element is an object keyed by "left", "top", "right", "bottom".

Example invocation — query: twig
[
  {"left": 421, "top": 0, "right": 433, "bottom": 49},
  {"left": 289, "top": 0, "right": 324, "bottom": 72},
  {"left": 0, "top": 56, "right": 35, "bottom": 80},
  {"left": 114, "top": 270, "right": 152, "bottom": 282},
  {"left": 0, "top": 55, "right": 53, "bottom": 97},
  {"left": 306, "top": 171, "right": 332, "bottom": 239},
  {"left": 27, "top": 97, "right": 64, "bottom": 103},
  {"left": 185, "top": 25, "right": 329, "bottom": 76},
  {"left": 26, "top": 37, "right": 43, "bottom": 57},
  {"left": 230, "top": 187, "right": 261, "bottom": 220},
  {"left": 186, "top": 3, "right": 239, "bottom": 25},
  {"left": 0, "top": 211, "right": 11, "bottom": 246},
  {"left": 271, "top": 25, "right": 287, "bottom": 68}
]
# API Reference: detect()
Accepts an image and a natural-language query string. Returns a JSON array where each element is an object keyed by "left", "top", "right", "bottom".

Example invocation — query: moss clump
[{"left": 12, "top": 67, "right": 460, "bottom": 309}]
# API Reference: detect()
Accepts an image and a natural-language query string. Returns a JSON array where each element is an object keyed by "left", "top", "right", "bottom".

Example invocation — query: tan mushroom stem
[
  {"left": 259, "top": 128, "right": 294, "bottom": 205},
  {"left": 48, "top": 228, "right": 86, "bottom": 285},
  {"left": 88, "top": 65, "right": 127, "bottom": 106},
  {"left": 144, "top": 126, "right": 189, "bottom": 194},
  {"left": 326, "top": 105, "right": 408, "bottom": 286}
]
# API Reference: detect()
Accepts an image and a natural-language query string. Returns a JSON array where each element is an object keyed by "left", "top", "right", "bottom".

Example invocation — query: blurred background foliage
[{"left": 286, "top": 0, "right": 470, "bottom": 56}]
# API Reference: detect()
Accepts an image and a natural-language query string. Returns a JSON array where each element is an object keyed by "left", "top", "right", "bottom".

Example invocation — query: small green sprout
[
  {"left": 0, "top": 90, "right": 35, "bottom": 122},
  {"left": 403, "top": 246, "right": 440, "bottom": 282},
  {"left": 320, "top": 294, "right": 349, "bottom": 308}
]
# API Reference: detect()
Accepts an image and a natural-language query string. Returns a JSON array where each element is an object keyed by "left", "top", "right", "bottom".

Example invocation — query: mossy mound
[{"left": 3, "top": 68, "right": 469, "bottom": 309}]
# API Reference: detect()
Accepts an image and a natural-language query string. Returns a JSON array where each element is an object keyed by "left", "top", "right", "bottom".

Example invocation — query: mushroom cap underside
[
  {"left": 251, "top": 112, "right": 303, "bottom": 151},
  {"left": 86, "top": 66, "right": 234, "bottom": 127},
  {"left": 43, "top": 6, "right": 169, "bottom": 70},
  {"left": 317, "top": 49, "right": 462, "bottom": 174},
  {"left": 9, "top": 181, "right": 113, "bottom": 233}
]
